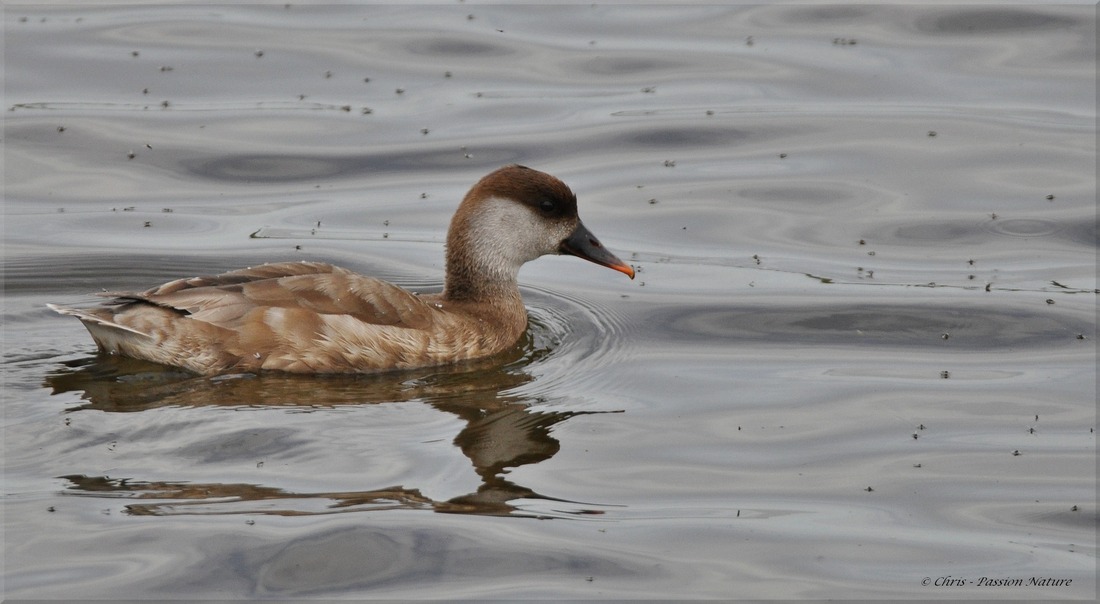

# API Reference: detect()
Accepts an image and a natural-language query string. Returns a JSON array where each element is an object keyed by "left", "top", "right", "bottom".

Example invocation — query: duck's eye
[{"left": 538, "top": 199, "right": 557, "bottom": 213}]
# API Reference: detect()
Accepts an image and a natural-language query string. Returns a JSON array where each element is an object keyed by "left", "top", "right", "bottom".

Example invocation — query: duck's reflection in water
[{"left": 46, "top": 335, "right": 620, "bottom": 519}]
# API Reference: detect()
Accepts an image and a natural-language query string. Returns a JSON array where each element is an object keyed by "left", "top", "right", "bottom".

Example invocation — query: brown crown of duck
[{"left": 48, "top": 165, "right": 634, "bottom": 375}]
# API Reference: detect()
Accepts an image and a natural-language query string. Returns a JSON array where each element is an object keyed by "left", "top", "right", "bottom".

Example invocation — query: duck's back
[{"left": 52, "top": 261, "right": 527, "bottom": 374}]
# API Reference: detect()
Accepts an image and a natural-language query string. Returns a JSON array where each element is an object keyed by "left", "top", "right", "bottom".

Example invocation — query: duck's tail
[{"left": 46, "top": 303, "right": 153, "bottom": 338}]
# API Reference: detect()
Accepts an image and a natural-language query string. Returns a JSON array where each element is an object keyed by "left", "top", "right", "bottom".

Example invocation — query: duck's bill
[{"left": 560, "top": 222, "right": 635, "bottom": 279}]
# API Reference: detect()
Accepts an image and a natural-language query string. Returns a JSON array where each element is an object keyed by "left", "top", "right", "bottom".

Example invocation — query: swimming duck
[{"left": 48, "top": 165, "right": 635, "bottom": 374}]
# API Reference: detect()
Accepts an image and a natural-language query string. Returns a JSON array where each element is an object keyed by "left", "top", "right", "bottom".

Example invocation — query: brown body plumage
[{"left": 49, "top": 165, "right": 634, "bottom": 375}]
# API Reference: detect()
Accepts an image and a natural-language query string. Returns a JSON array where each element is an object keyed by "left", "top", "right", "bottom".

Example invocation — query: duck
[{"left": 48, "top": 165, "right": 635, "bottom": 375}]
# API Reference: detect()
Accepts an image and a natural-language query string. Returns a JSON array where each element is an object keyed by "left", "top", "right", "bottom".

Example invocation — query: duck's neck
[
  {"left": 441, "top": 196, "right": 534, "bottom": 303},
  {"left": 442, "top": 227, "right": 524, "bottom": 304},
  {"left": 443, "top": 261, "right": 522, "bottom": 303}
]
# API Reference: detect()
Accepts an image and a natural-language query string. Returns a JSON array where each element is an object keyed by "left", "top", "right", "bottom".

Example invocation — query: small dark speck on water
[
  {"left": 778, "top": 153, "right": 788, "bottom": 159},
  {"left": 940, "top": 370, "right": 950, "bottom": 379},
  {"left": 395, "top": 88, "right": 405, "bottom": 95},
  {"left": 143, "top": 221, "right": 151, "bottom": 228},
  {"left": 1045, "top": 194, "right": 1055, "bottom": 200},
  {"left": 57, "top": 126, "right": 65, "bottom": 133},
  {"left": 927, "top": 130, "right": 937, "bottom": 137},
  {"left": 941, "top": 333, "right": 949, "bottom": 340},
  {"left": 865, "top": 486, "right": 874, "bottom": 492},
  {"left": 126, "top": 151, "right": 136, "bottom": 160},
  {"left": 254, "top": 50, "right": 264, "bottom": 57},
  {"left": 1012, "top": 450, "right": 1021, "bottom": 456},
  {"left": 1071, "top": 505, "right": 1079, "bottom": 512},
  {"left": 1045, "top": 299, "right": 1055, "bottom": 305}
]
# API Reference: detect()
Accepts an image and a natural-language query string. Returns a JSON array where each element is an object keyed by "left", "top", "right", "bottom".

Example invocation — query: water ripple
[
  {"left": 914, "top": 8, "right": 1080, "bottom": 34},
  {"left": 646, "top": 302, "right": 1092, "bottom": 351},
  {"left": 518, "top": 285, "right": 634, "bottom": 401}
]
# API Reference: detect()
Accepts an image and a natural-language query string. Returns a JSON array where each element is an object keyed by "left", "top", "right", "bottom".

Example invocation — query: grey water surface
[{"left": 2, "top": 4, "right": 1096, "bottom": 600}]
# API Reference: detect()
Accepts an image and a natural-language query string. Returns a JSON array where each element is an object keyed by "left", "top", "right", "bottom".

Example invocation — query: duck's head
[{"left": 444, "top": 165, "right": 634, "bottom": 300}]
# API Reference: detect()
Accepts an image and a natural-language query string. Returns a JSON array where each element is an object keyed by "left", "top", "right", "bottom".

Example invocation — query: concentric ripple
[
  {"left": 512, "top": 285, "right": 636, "bottom": 401},
  {"left": 985, "top": 217, "right": 1063, "bottom": 238}
]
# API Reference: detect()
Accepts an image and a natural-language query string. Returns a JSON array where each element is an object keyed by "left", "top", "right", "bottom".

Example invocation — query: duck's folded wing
[
  {"left": 108, "top": 261, "right": 439, "bottom": 330},
  {"left": 135, "top": 261, "right": 344, "bottom": 296},
  {"left": 55, "top": 261, "right": 463, "bottom": 373}
]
